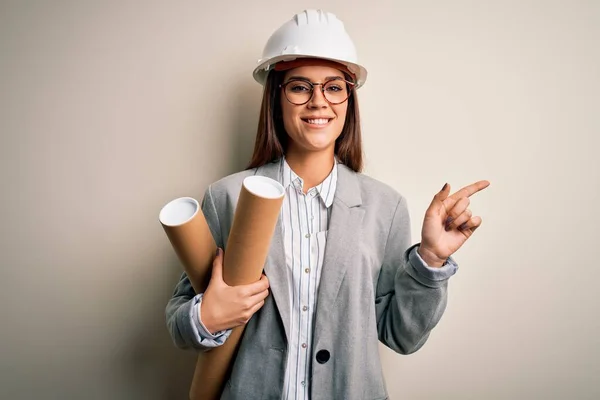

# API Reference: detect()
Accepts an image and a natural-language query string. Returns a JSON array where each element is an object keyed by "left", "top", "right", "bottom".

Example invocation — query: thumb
[
  {"left": 430, "top": 182, "right": 450, "bottom": 207},
  {"left": 211, "top": 248, "right": 224, "bottom": 283},
  {"left": 437, "top": 182, "right": 450, "bottom": 199}
]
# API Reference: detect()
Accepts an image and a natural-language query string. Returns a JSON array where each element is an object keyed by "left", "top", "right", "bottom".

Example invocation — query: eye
[
  {"left": 288, "top": 81, "right": 311, "bottom": 92},
  {"left": 325, "top": 85, "right": 343, "bottom": 92},
  {"left": 324, "top": 81, "right": 345, "bottom": 92}
]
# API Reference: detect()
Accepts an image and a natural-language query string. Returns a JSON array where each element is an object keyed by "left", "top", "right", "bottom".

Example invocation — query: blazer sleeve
[
  {"left": 164, "top": 185, "right": 229, "bottom": 351},
  {"left": 375, "top": 195, "right": 458, "bottom": 354}
]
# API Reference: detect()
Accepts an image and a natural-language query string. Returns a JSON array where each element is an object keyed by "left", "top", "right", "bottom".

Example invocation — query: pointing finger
[
  {"left": 448, "top": 180, "right": 490, "bottom": 201},
  {"left": 442, "top": 180, "right": 490, "bottom": 212}
]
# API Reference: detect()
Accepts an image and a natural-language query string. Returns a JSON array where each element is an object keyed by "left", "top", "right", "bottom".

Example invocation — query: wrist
[
  {"left": 417, "top": 245, "right": 446, "bottom": 268},
  {"left": 198, "top": 301, "right": 219, "bottom": 335}
]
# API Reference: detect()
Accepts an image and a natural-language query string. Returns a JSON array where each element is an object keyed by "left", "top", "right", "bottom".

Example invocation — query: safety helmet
[{"left": 253, "top": 9, "right": 368, "bottom": 88}]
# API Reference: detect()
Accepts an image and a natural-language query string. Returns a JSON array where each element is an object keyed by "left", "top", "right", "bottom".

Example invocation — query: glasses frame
[{"left": 279, "top": 77, "right": 356, "bottom": 106}]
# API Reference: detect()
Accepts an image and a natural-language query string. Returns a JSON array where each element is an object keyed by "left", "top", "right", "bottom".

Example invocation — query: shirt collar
[{"left": 279, "top": 156, "right": 338, "bottom": 208}]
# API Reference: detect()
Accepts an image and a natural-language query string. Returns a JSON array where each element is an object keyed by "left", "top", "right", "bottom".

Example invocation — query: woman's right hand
[{"left": 200, "top": 248, "right": 270, "bottom": 334}]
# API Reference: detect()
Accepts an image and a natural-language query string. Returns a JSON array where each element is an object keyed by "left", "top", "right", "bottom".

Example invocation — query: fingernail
[
  {"left": 441, "top": 183, "right": 447, "bottom": 192},
  {"left": 216, "top": 248, "right": 221, "bottom": 256},
  {"left": 445, "top": 216, "right": 453, "bottom": 225},
  {"left": 458, "top": 222, "right": 468, "bottom": 230}
]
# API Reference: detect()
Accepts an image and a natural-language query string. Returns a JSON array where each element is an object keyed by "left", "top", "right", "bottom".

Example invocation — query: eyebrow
[{"left": 287, "top": 75, "right": 345, "bottom": 81}]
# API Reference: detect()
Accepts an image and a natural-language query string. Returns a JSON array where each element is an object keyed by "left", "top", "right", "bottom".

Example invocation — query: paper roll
[
  {"left": 159, "top": 197, "right": 216, "bottom": 293},
  {"left": 223, "top": 176, "right": 286, "bottom": 286},
  {"left": 159, "top": 176, "right": 285, "bottom": 400}
]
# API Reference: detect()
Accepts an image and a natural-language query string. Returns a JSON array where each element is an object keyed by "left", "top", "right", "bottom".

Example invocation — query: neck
[{"left": 285, "top": 148, "right": 335, "bottom": 193}]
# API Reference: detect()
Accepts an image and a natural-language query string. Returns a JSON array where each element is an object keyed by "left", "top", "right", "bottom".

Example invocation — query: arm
[
  {"left": 165, "top": 271, "right": 232, "bottom": 351},
  {"left": 375, "top": 196, "right": 458, "bottom": 354},
  {"left": 164, "top": 185, "right": 231, "bottom": 351}
]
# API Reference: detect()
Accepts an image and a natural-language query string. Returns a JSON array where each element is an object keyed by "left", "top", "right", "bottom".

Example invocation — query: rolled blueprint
[{"left": 159, "top": 175, "right": 285, "bottom": 400}]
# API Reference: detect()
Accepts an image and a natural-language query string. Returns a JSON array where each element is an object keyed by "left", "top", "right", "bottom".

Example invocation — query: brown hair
[{"left": 246, "top": 69, "right": 364, "bottom": 172}]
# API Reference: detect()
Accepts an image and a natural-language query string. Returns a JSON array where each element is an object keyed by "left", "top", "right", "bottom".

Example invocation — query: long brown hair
[{"left": 246, "top": 69, "right": 364, "bottom": 172}]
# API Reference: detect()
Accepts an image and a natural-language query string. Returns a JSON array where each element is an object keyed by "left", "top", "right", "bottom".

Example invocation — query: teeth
[{"left": 306, "top": 118, "right": 329, "bottom": 125}]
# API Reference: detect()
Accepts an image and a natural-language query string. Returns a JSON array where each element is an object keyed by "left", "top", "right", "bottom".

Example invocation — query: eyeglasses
[{"left": 279, "top": 78, "right": 355, "bottom": 105}]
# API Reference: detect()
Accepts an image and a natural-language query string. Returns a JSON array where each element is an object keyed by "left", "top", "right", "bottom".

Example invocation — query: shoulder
[
  {"left": 358, "top": 174, "right": 403, "bottom": 202},
  {"left": 206, "top": 168, "right": 257, "bottom": 200},
  {"left": 337, "top": 164, "right": 412, "bottom": 238},
  {"left": 205, "top": 160, "right": 281, "bottom": 201},
  {"left": 340, "top": 164, "right": 405, "bottom": 208}
]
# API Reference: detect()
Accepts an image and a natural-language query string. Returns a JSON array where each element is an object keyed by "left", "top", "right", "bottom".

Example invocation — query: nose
[{"left": 307, "top": 86, "right": 328, "bottom": 109}]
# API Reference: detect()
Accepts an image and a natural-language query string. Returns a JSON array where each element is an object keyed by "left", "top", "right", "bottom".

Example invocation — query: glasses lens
[
  {"left": 323, "top": 79, "right": 350, "bottom": 104},
  {"left": 284, "top": 80, "right": 312, "bottom": 105}
]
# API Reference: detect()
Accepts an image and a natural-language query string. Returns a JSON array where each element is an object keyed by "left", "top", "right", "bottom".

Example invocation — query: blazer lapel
[
  {"left": 313, "top": 164, "right": 364, "bottom": 346},
  {"left": 254, "top": 161, "right": 292, "bottom": 341}
]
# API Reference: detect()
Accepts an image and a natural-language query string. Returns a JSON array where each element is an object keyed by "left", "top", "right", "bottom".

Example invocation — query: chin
[
  {"left": 302, "top": 141, "right": 336, "bottom": 153},
  {"left": 286, "top": 127, "right": 341, "bottom": 153}
]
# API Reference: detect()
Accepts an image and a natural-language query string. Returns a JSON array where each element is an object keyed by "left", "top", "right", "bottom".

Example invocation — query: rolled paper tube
[
  {"left": 190, "top": 176, "right": 285, "bottom": 400},
  {"left": 159, "top": 197, "right": 221, "bottom": 399},
  {"left": 159, "top": 197, "right": 216, "bottom": 293},
  {"left": 223, "top": 176, "right": 287, "bottom": 285},
  {"left": 159, "top": 176, "right": 285, "bottom": 400}
]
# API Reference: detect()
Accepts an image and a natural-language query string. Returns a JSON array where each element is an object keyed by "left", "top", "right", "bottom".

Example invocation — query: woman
[{"left": 166, "top": 9, "right": 489, "bottom": 400}]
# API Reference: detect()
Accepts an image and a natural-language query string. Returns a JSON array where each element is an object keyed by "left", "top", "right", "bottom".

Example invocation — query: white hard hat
[{"left": 253, "top": 9, "right": 368, "bottom": 88}]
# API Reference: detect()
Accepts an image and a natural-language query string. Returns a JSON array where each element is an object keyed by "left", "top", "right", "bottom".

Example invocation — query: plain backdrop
[{"left": 1, "top": 1, "right": 598, "bottom": 399}]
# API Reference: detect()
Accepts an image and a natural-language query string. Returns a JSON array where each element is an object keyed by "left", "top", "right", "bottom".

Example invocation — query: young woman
[{"left": 166, "top": 9, "right": 489, "bottom": 400}]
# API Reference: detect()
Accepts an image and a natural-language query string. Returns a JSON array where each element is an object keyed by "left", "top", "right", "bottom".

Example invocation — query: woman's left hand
[{"left": 417, "top": 180, "right": 490, "bottom": 267}]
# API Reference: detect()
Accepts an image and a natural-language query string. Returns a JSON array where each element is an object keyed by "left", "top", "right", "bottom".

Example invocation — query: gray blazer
[{"left": 166, "top": 160, "right": 457, "bottom": 400}]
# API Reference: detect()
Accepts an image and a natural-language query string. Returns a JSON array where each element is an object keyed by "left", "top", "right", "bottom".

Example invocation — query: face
[{"left": 280, "top": 65, "right": 349, "bottom": 155}]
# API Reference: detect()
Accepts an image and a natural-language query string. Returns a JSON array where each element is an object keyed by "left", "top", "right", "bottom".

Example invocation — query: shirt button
[
  {"left": 301, "top": 381, "right": 306, "bottom": 386},
  {"left": 302, "top": 343, "right": 307, "bottom": 348},
  {"left": 302, "top": 306, "right": 308, "bottom": 311},
  {"left": 305, "top": 233, "right": 311, "bottom": 238},
  {"left": 304, "top": 268, "right": 310, "bottom": 273}
]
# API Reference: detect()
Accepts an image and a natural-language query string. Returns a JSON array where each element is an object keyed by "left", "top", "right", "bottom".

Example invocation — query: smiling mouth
[{"left": 301, "top": 118, "right": 333, "bottom": 126}]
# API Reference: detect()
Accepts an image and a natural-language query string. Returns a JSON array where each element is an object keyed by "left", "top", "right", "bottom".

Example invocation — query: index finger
[
  {"left": 247, "top": 274, "right": 270, "bottom": 294},
  {"left": 448, "top": 180, "right": 490, "bottom": 200},
  {"left": 253, "top": 274, "right": 270, "bottom": 292}
]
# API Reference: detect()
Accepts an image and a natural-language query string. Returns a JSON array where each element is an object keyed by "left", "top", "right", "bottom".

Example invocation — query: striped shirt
[{"left": 278, "top": 156, "right": 337, "bottom": 400}]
